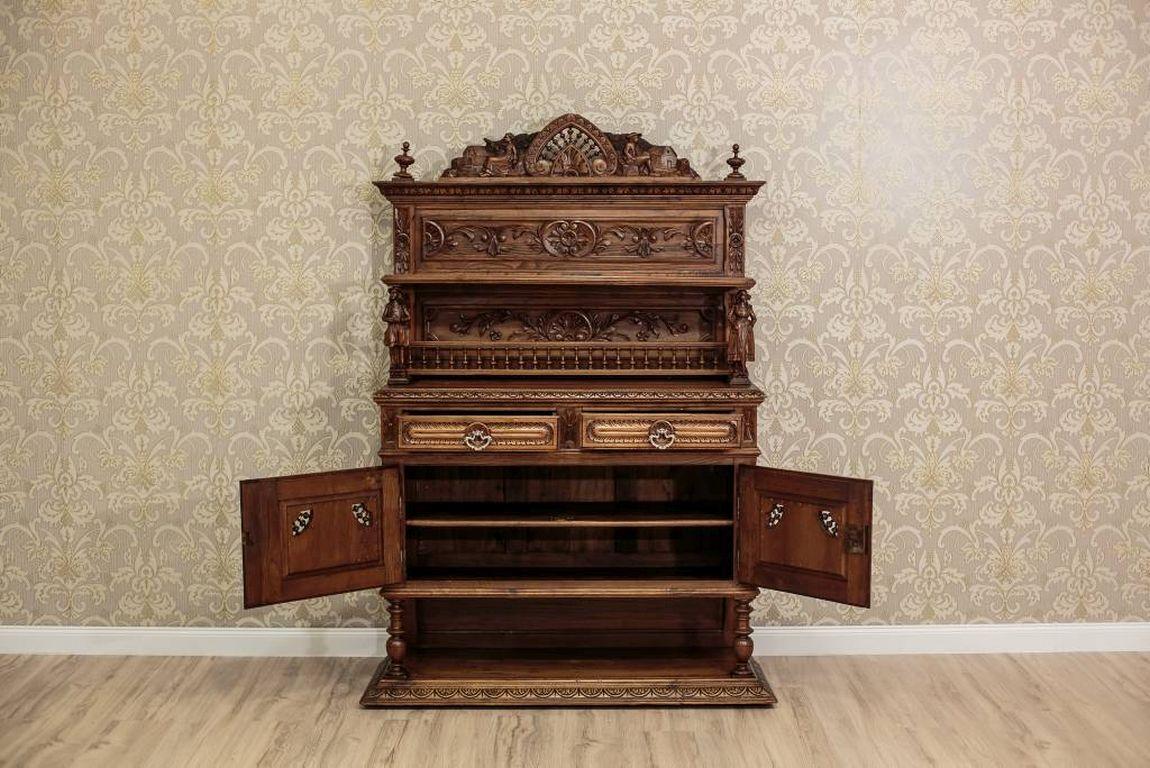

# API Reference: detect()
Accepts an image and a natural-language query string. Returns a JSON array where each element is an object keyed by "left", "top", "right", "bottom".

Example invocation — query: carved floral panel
[
  {"left": 419, "top": 215, "right": 720, "bottom": 267},
  {"left": 423, "top": 307, "right": 717, "bottom": 343}
]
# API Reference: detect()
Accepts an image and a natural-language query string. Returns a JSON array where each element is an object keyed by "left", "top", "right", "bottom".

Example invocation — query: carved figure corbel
[
  {"left": 383, "top": 286, "right": 412, "bottom": 383},
  {"left": 728, "top": 289, "right": 756, "bottom": 383}
]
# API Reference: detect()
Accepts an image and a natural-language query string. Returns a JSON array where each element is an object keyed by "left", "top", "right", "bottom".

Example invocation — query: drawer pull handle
[
  {"left": 290, "top": 509, "right": 313, "bottom": 536},
  {"left": 766, "top": 502, "right": 784, "bottom": 527},
  {"left": 351, "top": 502, "right": 371, "bottom": 527},
  {"left": 819, "top": 510, "right": 839, "bottom": 538},
  {"left": 463, "top": 422, "right": 493, "bottom": 451},
  {"left": 647, "top": 420, "right": 676, "bottom": 450}
]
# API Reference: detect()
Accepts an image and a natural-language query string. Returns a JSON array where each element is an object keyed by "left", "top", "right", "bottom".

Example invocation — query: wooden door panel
[
  {"left": 241, "top": 466, "right": 403, "bottom": 608},
  {"left": 738, "top": 467, "right": 872, "bottom": 607}
]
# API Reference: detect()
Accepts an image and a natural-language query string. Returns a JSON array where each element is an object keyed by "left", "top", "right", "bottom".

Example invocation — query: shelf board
[
  {"left": 407, "top": 515, "right": 733, "bottom": 528},
  {"left": 406, "top": 502, "right": 733, "bottom": 528},
  {"left": 382, "top": 578, "right": 755, "bottom": 599}
]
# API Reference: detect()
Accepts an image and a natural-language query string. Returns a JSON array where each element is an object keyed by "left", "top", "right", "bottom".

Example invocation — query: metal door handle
[
  {"left": 819, "top": 510, "right": 839, "bottom": 537},
  {"left": 290, "top": 509, "right": 313, "bottom": 536}
]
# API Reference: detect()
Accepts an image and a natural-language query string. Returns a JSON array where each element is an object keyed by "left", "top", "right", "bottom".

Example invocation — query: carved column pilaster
[
  {"left": 560, "top": 407, "right": 579, "bottom": 449},
  {"left": 380, "top": 407, "right": 398, "bottom": 451},
  {"left": 385, "top": 598, "right": 409, "bottom": 678},
  {"left": 732, "top": 597, "right": 754, "bottom": 678},
  {"left": 725, "top": 206, "right": 745, "bottom": 274},
  {"left": 393, "top": 207, "right": 411, "bottom": 273}
]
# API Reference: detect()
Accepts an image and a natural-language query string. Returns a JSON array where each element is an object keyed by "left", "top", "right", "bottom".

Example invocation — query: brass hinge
[{"left": 844, "top": 524, "right": 868, "bottom": 555}]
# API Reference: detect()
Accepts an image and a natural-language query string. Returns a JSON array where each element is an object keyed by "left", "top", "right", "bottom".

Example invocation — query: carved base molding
[{"left": 360, "top": 658, "right": 777, "bottom": 708}]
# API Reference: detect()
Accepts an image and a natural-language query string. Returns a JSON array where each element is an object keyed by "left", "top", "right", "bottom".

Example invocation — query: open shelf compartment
[{"left": 403, "top": 465, "right": 735, "bottom": 582}]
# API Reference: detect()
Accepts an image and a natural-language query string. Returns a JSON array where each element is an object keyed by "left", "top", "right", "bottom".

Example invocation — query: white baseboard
[{"left": 0, "top": 623, "right": 1146, "bottom": 658}]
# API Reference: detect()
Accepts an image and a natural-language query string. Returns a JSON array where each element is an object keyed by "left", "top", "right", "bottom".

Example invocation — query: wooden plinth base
[{"left": 359, "top": 649, "right": 776, "bottom": 708}]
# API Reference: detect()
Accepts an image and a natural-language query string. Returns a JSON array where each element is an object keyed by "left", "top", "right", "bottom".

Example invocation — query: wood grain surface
[{"left": 1, "top": 652, "right": 1147, "bottom": 767}]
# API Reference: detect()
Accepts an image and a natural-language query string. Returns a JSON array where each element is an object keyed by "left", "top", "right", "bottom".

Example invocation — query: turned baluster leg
[
  {"left": 385, "top": 598, "right": 409, "bottom": 678},
  {"left": 732, "top": 597, "right": 754, "bottom": 678}
]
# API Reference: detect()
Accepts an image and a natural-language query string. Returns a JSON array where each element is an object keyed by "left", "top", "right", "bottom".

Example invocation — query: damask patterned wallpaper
[{"left": 1, "top": 1, "right": 1148, "bottom": 628}]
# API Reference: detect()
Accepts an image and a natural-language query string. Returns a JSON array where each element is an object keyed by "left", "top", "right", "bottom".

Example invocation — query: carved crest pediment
[{"left": 441, "top": 113, "right": 699, "bottom": 179}]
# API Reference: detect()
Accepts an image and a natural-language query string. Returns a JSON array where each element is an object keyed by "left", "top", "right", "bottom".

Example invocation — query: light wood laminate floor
[{"left": 1, "top": 653, "right": 1148, "bottom": 767}]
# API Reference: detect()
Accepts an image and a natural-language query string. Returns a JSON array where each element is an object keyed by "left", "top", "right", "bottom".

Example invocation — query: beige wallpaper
[{"left": 1, "top": 1, "right": 1148, "bottom": 629}]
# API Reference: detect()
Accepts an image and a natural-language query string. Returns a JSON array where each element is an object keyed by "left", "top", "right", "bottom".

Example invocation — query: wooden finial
[
  {"left": 392, "top": 141, "right": 414, "bottom": 181},
  {"left": 725, "top": 144, "right": 746, "bottom": 180}
]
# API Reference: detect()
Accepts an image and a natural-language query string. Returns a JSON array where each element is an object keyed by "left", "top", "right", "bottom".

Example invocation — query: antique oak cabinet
[{"left": 239, "top": 115, "right": 873, "bottom": 707}]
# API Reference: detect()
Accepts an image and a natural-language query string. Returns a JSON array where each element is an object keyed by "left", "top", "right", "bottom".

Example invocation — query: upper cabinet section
[{"left": 374, "top": 114, "right": 762, "bottom": 282}]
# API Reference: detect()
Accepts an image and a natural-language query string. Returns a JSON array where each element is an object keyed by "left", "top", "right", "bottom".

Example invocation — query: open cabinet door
[
  {"left": 738, "top": 467, "right": 872, "bottom": 607},
  {"left": 240, "top": 466, "right": 403, "bottom": 608}
]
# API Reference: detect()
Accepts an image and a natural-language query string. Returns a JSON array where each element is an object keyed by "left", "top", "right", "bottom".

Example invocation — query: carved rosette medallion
[{"left": 541, "top": 220, "right": 599, "bottom": 258}]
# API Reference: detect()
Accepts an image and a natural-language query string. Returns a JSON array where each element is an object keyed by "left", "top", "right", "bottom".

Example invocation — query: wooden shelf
[
  {"left": 382, "top": 578, "right": 755, "bottom": 599},
  {"left": 406, "top": 502, "right": 733, "bottom": 528}
]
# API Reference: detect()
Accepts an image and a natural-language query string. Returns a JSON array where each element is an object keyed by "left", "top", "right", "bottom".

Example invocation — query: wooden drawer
[
  {"left": 579, "top": 412, "right": 742, "bottom": 451},
  {"left": 397, "top": 414, "right": 558, "bottom": 452}
]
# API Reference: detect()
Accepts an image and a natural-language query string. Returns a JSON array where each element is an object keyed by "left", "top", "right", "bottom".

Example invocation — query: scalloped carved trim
[
  {"left": 438, "top": 113, "right": 700, "bottom": 179},
  {"left": 523, "top": 114, "right": 619, "bottom": 176}
]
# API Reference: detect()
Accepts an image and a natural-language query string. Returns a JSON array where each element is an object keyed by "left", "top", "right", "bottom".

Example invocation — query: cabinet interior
[{"left": 404, "top": 465, "right": 734, "bottom": 580}]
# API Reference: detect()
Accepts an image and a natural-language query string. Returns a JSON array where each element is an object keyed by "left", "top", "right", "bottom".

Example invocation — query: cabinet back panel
[{"left": 404, "top": 465, "right": 733, "bottom": 504}]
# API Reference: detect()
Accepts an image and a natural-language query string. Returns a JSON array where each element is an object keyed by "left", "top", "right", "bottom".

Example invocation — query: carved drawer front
[
  {"left": 397, "top": 414, "right": 559, "bottom": 452},
  {"left": 416, "top": 208, "right": 724, "bottom": 273},
  {"left": 579, "top": 412, "right": 742, "bottom": 451}
]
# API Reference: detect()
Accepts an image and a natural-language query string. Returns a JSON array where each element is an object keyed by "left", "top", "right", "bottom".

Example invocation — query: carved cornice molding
[{"left": 375, "top": 181, "right": 764, "bottom": 198}]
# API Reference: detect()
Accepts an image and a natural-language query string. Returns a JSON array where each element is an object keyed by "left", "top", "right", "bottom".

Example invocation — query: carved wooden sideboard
[{"left": 239, "top": 115, "right": 873, "bottom": 707}]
